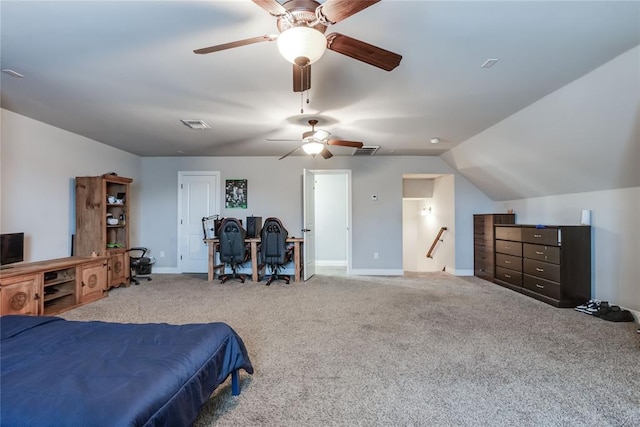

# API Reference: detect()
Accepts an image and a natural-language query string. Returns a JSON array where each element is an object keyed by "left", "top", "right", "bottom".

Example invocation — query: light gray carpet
[{"left": 61, "top": 272, "right": 640, "bottom": 427}]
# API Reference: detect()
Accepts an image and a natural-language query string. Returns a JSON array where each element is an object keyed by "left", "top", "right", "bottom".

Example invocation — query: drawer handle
[
  {"left": 504, "top": 246, "right": 511, "bottom": 249},
  {"left": 504, "top": 260, "right": 511, "bottom": 264},
  {"left": 504, "top": 274, "right": 511, "bottom": 278},
  {"left": 535, "top": 251, "right": 544, "bottom": 255},
  {"left": 536, "top": 267, "right": 544, "bottom": 272},
  {"left": 536, "top": 284, "right": 544, "bottom": 289},
  {"left": 534, "top": 234, "right": 542, "bottom": 238}
]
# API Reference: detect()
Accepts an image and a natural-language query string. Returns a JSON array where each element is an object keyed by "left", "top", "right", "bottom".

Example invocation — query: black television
[{"left": 1, "top": 232, "right": 25, "bottom": 268}]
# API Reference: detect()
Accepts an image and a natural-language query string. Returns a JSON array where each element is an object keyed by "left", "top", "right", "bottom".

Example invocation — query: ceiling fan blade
[
  {"left": 252, "top": 0, "right": 287, "bottom": 16},
  {"left": 320, "top": 147, "right": 334, "bottom": 159},
  {"left": 293, "top": 63, "right": 311, "bottom": 93},
  {"left": 279, "top": 146, "right": 302, "bottom": 160},
  {"left": 319, "top": 0, "right": 380, "bottom": 24},
  {"left": 327, "top": 139, "right": 364, "bottom": 148},
  {"left": 194, "top": 35, "right": 277, "bottom": 54},
  {"left": 326, "top": 33, "right": 402, "bottom": 71}
]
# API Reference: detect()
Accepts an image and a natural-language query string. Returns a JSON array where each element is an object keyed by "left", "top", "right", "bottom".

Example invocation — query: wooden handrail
[{"left": 427, "top": 227, "right": 448, "bottom": 259}]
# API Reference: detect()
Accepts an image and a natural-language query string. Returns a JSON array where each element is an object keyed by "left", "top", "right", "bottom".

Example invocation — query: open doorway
[
  {"left": 402, "top": 174, "right": 455, "bottom": 273},
  {"left": 307, "top": 170, "right": 351, "bottom": 277}
]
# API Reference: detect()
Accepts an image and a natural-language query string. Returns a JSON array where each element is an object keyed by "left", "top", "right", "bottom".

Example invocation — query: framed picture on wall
[{"left": 225, "top": 179, "right": 247, "bottom": 209}]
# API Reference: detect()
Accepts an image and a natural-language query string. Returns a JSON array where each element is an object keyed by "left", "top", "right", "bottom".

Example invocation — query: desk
[{"left": 204, "top": 237, "right": 303, "bottom": 283}]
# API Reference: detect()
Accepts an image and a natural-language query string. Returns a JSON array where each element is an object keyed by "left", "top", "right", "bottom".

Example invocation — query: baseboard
[
  {"left": 316, "top": 260, "right": 347, "bottom": 267},
  {"left": 450, "top": 268, "right": 474, "bottom": 276},
  {"left": 349, "top": 269, "right": 404, "bottom": 276},
  {"left": 151, "top": 267, "right": 180, "bottom": 274}
]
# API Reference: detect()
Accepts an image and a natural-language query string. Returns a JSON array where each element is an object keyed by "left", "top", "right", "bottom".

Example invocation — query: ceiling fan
[
  {"left": 271, "top": 119, "right": 364, "bottom": 159},
  {"left": 194, "top": 0, "right": 402, "bottom": 92}
]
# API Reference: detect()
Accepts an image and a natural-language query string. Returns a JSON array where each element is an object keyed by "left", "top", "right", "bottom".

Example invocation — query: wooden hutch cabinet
[{"left": 75, "top": 174, "right": 132, "bottom": 288}]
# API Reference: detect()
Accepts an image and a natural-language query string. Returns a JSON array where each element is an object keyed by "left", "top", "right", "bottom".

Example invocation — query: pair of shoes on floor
[
  {"left": 592, "top": 301, "right": 611, "bottom": 317},
  {"left": 575, "top": 299, "right": 606, "bottom": 315}
]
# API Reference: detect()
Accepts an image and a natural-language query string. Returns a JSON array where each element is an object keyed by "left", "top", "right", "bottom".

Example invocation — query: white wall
[
  {"left": 443, "top": 45, "right": 640, "bottom": 201},
  {"left": 0, "top": 109, "right": 141, "bottom": 262},
  {"left": 140, "top": 156, "right": 486, "bottom": 274},
  {"left": 315, "top": 173, "right": 347, "bottom": 265},
  {"left": 432, "top": 175, "right": 456, "bottom": 273},
  {"left": 402, "top": 199, "right": 422, "bottom": 272}
]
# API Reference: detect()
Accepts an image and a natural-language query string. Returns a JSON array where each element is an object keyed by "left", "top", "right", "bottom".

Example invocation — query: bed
[{"left": 0, "top": 315, "right": 253, "bottom": 426}]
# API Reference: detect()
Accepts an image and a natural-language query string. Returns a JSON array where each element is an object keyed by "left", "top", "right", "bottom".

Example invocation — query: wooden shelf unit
[{"left": 75, "top": 174, "right": 132, "bottom": 288}]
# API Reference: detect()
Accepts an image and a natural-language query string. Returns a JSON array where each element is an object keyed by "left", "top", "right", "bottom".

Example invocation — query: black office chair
[
  {"left": 260, "top": 217, "right": 292, "bottom": 286},
  {"left": 218, "top": 218, "right": 248, "bottom": 283},
  {"left": 128, "top": 247, "right": 154, "bottom": 285}
]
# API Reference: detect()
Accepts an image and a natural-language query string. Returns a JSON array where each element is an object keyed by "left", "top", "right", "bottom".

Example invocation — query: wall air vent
[
  {"left": 353, "top": 146, "right": 380, "bottom": 156},
  {"left": 181, "top": 119, "right": 211, "bottom": 130}
]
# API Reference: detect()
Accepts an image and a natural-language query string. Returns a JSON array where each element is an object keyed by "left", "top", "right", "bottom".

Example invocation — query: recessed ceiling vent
[
  {"left": 181, "top": 119, "right": 211, "bottom": 130},
  {"left": 352, "top": 146, "right": 379, "bottom": 156}
]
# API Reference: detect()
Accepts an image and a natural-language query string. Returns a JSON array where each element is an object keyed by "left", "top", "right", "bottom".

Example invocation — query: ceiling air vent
[
  {"left": 181, "top": 119, "right": 211, "bottom": 130},
  {"left": 353, "top": 146, "right": 379, "bottom": 156}
]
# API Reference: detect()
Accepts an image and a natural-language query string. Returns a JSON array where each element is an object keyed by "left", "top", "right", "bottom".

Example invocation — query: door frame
[
  {"left": 305, "top": 169, "right": 352, "bottom": 275},
  {"left": 177, "top": 171, "right": 221, "bottom": 273}
]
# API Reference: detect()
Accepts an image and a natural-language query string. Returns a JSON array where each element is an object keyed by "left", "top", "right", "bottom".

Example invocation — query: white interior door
[
  {"left": 303, "top": 169, "right": 316, "bottom": 280},
  {"left": 178, "top": 172, "right": 220, "bottom": 273}
]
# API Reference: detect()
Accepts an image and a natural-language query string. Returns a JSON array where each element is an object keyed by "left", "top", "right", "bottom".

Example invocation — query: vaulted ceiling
[{"left": 1, "top": 1, "right": 639, "bottom": 158}]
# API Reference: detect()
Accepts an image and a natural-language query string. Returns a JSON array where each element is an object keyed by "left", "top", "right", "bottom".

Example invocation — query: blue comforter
[{"left": 0, "top": 315, "right": 253, "bottom": 426}]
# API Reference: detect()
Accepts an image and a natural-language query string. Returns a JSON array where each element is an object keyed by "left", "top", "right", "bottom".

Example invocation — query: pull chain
[{"left": 300, "top": 92, "right": 304, "bottom": 114}]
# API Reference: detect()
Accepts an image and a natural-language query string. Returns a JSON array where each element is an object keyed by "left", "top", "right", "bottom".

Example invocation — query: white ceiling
[{"left": 1, "top": 1, "right": 639, "bottom": 158}]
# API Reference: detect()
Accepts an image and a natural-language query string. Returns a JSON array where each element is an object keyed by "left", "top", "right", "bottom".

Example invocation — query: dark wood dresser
[
  {"left": 494, "top": 224, "right": 591, "bottom": 307},
  {"left": 473, "top": 214, "right": 516, "bottom": 281}
]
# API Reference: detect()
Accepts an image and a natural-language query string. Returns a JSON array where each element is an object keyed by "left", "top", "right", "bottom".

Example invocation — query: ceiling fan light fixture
[
  {"left": 312, "top": 129, "right": 330, "bottom": 140},
  {"left": 302, "top": 141, "right": 324, "bottom": 155},
  {"left": 277, "top": 26, "right": 327, "bottom": 65}
]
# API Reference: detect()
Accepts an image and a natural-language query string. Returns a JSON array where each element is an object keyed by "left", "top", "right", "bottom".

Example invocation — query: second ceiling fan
[
  {"left": 194, "top": 0, "right": 402, "bottom": 92},
  {"left": 271, "top": 119, "right": 364, "bottom": 159}
]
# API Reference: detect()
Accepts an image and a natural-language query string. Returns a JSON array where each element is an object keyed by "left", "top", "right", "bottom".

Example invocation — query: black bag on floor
[{"left": 597, "top": 305, "right": 635, "bottom": 322}]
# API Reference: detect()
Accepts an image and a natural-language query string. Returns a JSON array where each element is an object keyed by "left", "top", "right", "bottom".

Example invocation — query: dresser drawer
[
  {"left": 523, "top": 244, "right": 560, "bottom": 264},
  {"left": 495, "top": 240, "right": 522, "bottom": 257},
  {"left": 475, "top": 239, "right": 493, "bottom": 251},
  {"left": 523, "top": 274, "right": 560, "bottom": 300},
  {"left": 521, "top": 227, "right": 559, "bottom": 246},
  {"left": 496, "top": 267, "right": 522, "bottom": 287},
  {"left": 496, "top": 253, "right": 522, "bottom": 272},
  {"left": 523, "top": 258, "right": 560, "bottom": 282},
  {"left": 475, "top": 248, "right": 492, "bottom": 262},
  {"left": 495, "top": 226, "right": 521, "bottom": 242},
  {"left": 475, "top": 257, "right": 493, "bottom": 273}
]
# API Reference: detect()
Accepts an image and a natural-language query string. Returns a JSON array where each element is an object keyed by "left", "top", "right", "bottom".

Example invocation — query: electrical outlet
[
  {"left": 160, "top": 251, "right": 165, "bottom": 258},
  {"left": 374, "top": 252, "right": 379, "bottom": 259}
]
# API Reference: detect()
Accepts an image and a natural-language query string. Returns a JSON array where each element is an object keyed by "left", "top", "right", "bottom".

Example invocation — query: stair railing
[{"left": 426, "top": 227, "right": 448, "bottom": 259}]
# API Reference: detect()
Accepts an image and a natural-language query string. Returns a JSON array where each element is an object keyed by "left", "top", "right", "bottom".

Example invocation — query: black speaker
[{"left": 246, "top": 216, "right": 262, "bottom": 238}]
